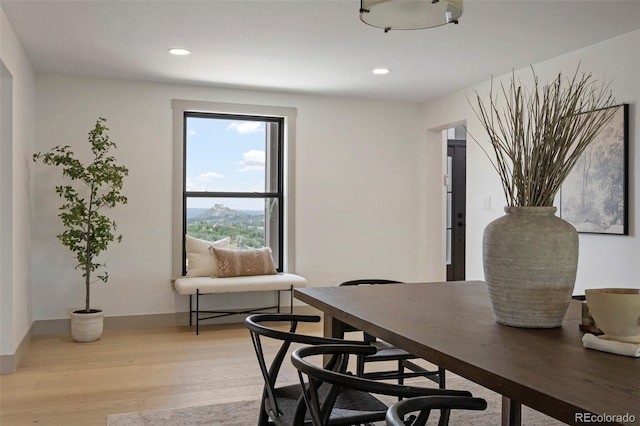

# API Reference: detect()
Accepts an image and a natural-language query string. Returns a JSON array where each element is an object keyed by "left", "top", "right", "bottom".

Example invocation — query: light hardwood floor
[
  {"left": 1, "top": 321, "right": 565, "bottom": 426},
  {"left": 0, "top": 322, "right": 318, "bottom": 426}
]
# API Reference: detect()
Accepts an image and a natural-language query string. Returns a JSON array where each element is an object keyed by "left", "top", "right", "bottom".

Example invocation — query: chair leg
[
  {"left": 437, "top": 408, "right": 452, "bottom": 426},
  {"left": 357, "top": 354, "right": 365, "bottom": 377},
  {"left": 398, "top": 360, "right": 404, "bottom": 386},
  {"left": 257, "top": 400, "right": 270, "bottom": 426},
  {"left": 438, "top": 367, "right": 446, "bottom": 389}
]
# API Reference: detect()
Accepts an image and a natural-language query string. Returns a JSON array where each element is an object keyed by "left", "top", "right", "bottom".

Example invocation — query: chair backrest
[
  {"left": 339, "top": 279, "right": 403, "bottom": 286},
  {"left": 245, "top": 314, "right": 367, "bottom": 425},
  {"left": 386, "top": 395, "right": 488, "bottom": 426},
  {"left": 338, "top": 279, "right": 403, "bottom": 340},
  {"left": 291, "top": 344, "right": 475, "bottom": 426}
]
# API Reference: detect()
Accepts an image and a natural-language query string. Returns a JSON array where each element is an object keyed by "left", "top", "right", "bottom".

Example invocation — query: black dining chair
[
  {"left": 291, "top": 344, "right": 483, "bottom": 426},
  {"left": 338, "top": 279, "right": 446, "bottom": 388},
  {"left": 386, "top": 395, "right": 488, "bottom": 426},
  {"left": 245, "top": 313, "right": 385, "bottom": 426}
]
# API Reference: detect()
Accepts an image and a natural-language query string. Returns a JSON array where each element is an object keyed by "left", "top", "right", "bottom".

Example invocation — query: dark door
[{"left": 446, "top": 140, "right": 466, "bottom": 281}]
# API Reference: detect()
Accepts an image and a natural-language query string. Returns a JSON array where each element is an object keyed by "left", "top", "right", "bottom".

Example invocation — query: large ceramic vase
[{"left": 483, "top": 206, "right": 578, "bottom": 328}]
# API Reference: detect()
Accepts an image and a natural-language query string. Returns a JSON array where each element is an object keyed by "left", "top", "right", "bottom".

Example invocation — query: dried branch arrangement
[{"left": 470, "top": 67, "right": 618, "bottom": 207}]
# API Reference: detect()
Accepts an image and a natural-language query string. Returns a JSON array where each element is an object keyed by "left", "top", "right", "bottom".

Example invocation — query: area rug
[
  {"left": 106, "top": 377, "right": 564, "bottom": 425},
  {"left": 106, "top": 399, "right": 260, "bottom": 425}
]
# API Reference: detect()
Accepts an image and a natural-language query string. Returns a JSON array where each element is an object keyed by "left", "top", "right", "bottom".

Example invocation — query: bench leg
[
  {"left": 289, "top": 285, "right": 294, "bottom": 313},
  {"left": 276, "top": 286, "right": 294, "bottom": 314},
  {"left": 190, "top": 284, "right": 297, "bottom": 335},
  {"left": 196, "top": 289, "right": 200, "bottom": 335},
  {"left": 277, "top": 289, "right": 281, "bottom": 313}
]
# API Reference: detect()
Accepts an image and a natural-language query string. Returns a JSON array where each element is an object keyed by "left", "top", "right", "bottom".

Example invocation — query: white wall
[
  {"left": 422, "top": 30, "right": 640, "bottom": 295},
  {"left": 32, "top": 75, "right": 433, "bottom": 320},
  {"left": 0, "top": 7, "right": 36, "bottom": 360},
  {"left": 26, "top": 26, "right": 640, "bottom": 326}
]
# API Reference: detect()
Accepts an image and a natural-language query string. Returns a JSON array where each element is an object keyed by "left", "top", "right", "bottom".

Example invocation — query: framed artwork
[{"left": 560, "top": 104, "right": 629, "bottom": 235}]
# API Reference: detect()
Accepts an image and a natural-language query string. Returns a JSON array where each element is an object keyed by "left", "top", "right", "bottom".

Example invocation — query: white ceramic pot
[
  {"left": 483, "top": 206, "right": 578, "bottom": 328},
  {"left": 70, "top": 309, "right": 104, "bottom": 342}
]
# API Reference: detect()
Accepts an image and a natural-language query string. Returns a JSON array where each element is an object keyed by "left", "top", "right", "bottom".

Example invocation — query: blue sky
[{"left": 186, "top": 116, "right": 266, "bottom": 210}]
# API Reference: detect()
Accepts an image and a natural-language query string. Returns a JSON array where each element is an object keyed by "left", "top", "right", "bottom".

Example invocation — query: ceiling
[{"left": 2, "top": 0, "right": 639, "bottom": 103}]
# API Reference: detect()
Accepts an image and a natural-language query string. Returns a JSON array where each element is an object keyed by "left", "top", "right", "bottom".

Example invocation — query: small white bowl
[{"left": 585, "top": 288, "right": 640, "bottom": 343}]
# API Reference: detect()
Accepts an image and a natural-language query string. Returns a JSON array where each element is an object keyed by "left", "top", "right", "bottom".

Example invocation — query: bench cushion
[{"left": 173, "top": 273, "right": 307, "bottom": 296}]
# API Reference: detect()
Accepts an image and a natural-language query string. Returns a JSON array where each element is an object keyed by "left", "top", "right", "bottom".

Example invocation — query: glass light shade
[{"left": 360, "top": 0, "right": 463, "bottom": 31}]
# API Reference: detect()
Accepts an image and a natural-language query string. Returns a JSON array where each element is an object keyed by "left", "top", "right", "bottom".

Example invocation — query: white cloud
[
  {"left": 188, "top": 129, "right": 196, "bottom": 136},
  {"left": 238, "top": 150, "right": 265, "bottom": 172},
  {"left": 185, "top": 177, "right": 204, "bottom": 192},
  {"left": 227, "top": 121, "right": 263, "bottom": 134},
  {"left": 200, "top": 171, "right": 224, "bottom": 179},
  {"left": 186, "top": 171, "right": 225, "bottom": 191}
]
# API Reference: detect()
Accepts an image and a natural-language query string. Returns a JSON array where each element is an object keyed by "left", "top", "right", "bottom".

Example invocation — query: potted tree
[{"left": 33, "top": 117, "right": 128, "bottom": 342}]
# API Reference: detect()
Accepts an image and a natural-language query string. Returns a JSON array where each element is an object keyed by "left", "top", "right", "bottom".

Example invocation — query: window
[
  {"left": 172, "top": 100, "right": 297, "bottom": 278},
  {"left": 184, "top": 112, "right": 283, "bottom": 272}
]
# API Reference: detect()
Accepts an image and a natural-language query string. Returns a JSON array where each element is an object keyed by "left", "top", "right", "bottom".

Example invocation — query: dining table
[{"left": 294, "top": 280, "right": 639, "bottom": 426}]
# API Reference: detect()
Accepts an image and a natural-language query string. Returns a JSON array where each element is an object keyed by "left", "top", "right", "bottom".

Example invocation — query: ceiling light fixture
[
  {"left": 360, "top": 0, "right": 463, "bottom": 33},
  {"left": 373, "top": 68, "right": 391, "bottom": 75},
  {"left": 168, "top": 48, "right": 191, "bottom": 56}
]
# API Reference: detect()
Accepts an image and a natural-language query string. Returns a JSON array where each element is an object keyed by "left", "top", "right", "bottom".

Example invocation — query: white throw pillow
[{"left": 185, "top": 235, "right": 230, "bottom": 277}]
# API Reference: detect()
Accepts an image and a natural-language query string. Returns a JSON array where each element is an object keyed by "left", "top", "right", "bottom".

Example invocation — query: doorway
[{"left": 446, "top": 137, "right": 466, "bottom": 281}]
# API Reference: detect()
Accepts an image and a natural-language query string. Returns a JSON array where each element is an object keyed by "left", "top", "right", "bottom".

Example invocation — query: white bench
[{"left": 173, "top": 273, "right": 307, "bottom": 334}]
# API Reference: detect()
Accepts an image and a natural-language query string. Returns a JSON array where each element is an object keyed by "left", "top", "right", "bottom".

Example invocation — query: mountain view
[{"left": 186, "top": 204, "right": 265, "bottom": 248}]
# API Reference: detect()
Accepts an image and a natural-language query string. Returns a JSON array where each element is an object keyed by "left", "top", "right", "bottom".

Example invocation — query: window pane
[
  {"left": 265, "top": 197, "right": 281, "bottom": 268},
  {"left": 265, "top": 121, "right": 281, "bottom": 193},
  {"left": 186, "top": 197, "right": 266, "bottom": 249},
  {"left": 186, "top": 197, "right": 280, "bottom": 268},
  {"left": 185, "top": 116, "right": 270, "bottom": 193}
]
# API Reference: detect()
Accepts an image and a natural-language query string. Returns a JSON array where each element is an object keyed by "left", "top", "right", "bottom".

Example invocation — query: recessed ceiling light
[
  {"left": 372, "top": 68, "right": 390, "bottom": 75},
  {"left": 168, "top": 48, "right": 191, "bottom": 56}
]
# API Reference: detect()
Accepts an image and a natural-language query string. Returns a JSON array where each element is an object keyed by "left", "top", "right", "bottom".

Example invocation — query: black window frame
[{"left": 181, "top": 111, "right": 285, "bottom": 275}]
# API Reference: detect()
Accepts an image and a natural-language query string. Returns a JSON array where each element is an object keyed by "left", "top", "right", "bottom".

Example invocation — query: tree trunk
[{"left": 84, "top": 185, "right": 95, "bottom": 312}]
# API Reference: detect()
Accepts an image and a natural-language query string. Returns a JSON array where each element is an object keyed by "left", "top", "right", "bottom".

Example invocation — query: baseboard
[
  {"left": 31, "top": 305, "right": 321, "bottom": 336},
  {"left": 0, "top": 327, "right": 31, "bottom": 375},
  {"left": 32, "top": 312, "right": 187, "bottom": 335}
]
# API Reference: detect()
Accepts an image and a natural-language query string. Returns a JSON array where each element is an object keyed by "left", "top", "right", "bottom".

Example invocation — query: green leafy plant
[
  {"left": 469, "top": 67, "right": 618, "bottom": 207},
  {"left": 33, "top": 118, "right": 128, "bottom": 313}
]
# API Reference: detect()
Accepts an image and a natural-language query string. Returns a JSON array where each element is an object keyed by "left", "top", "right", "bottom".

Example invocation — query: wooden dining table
[{"left": 294, "top": 281, "right": 639, "bottom": 426}]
